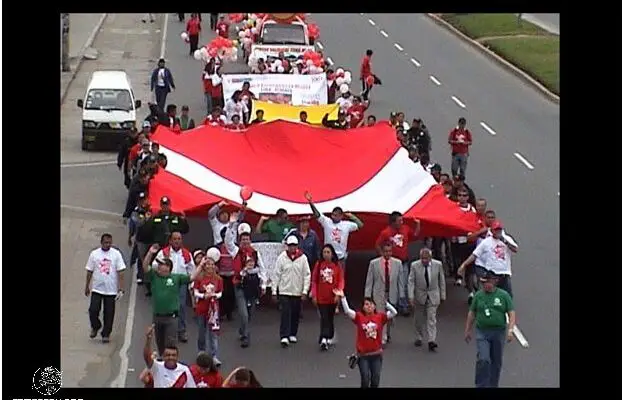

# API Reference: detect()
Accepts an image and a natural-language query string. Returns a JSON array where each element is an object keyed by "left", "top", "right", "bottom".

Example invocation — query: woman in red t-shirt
[
  {"left": 222, "top": 367, "right": 262, "bottom": 388},
  {"left": 335, "top": 289, "right": 397, "bottom": 388},
  {"left": 186, "top": 13, "right": 202, "bottom": 56},
  {"left": 193, "top": 256, "right": 223, "bottom": 364},
  {"left": 311, "top": 244, "right": 344, "bottom": 351}
]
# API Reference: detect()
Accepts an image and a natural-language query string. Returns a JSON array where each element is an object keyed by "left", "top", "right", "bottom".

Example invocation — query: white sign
[
  {"left": 223, "top": 74, "right": 328, "bottom": 106},
  {"left": 251, "top": 44, "right": 315, "bottom": 60},
  {"left": 252, "top": 242, "right": 285, "bottom": 287}
]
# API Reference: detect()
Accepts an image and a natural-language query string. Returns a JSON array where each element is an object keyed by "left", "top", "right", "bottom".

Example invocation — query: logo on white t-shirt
[
  {"left": 331, "top": 228, "right": 343, "bottom": 244},
  {"left": 99, "top": 258, "right": 112, "bottom": 275}
]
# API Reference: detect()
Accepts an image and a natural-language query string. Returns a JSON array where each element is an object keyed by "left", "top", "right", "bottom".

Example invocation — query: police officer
[
  {"left": 407, "top": 119, "right": 431, "bottom": 158},
  {"left": 123, "top": 170, "right": 150, "bottom": 222},
  {"left": 129, "top": 192, "right": 151, "bottom": 285},
  {"left": 137, "top": 196, "right": 190, "bottom": 247}
]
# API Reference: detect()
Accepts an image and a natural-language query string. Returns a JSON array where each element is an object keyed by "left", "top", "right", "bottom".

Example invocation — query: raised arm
[
  {"left": 336, "top": 290, "right": 356, "bottom": 320},
  {"left": 304, "top": 191, "right": 321, "bottom": 218},
  {"left": 344, "top": 212, "right": 364, "bottom": 230},
  {"left": 144, "top": 325, "right": 155, "bottom": 368},
  {"left": 256, "top": 251, "right": 268, "bottom": 291},
  {"left": 385, "top": 301, "right": 398, "bottom": 319},
  {"left": 224, "top": 221, "right": 240, "bottom": 258}
]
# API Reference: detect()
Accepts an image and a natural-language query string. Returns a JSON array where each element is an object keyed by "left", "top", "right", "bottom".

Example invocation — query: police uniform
[
  {"left": 129, "top": 193, "right": 151, "bottom": 283},
  {"left": 136, "top": 199, "right": 190, "bottom": 247}
]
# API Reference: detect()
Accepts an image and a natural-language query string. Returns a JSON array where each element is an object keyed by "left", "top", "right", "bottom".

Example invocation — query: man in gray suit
[
  {"left": 365, "top": 241, "right": 404, "bottom": 345},
  {"left": 408, "top": 247, "right": 446, "bottom": 352}
]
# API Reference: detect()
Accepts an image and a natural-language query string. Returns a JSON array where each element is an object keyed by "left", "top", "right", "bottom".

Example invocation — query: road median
[{"left": 429, "top": 13, "right": 559, "bottom": 102}]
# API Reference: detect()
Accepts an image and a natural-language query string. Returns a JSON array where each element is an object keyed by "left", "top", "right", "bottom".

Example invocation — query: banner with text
[
  {"left": 223, "top": 74, "right": 328, "bottom": 106},
  {"left": 252, "top": 242, "right": 286, "bottom": 288},
  {"left": 251, "top": 45, "right": 316, "bottom": 60}
]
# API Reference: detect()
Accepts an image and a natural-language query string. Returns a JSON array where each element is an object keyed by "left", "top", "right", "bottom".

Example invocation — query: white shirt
[
  {"left": 205, "top": 114, "right": 227, "bottom": 126},
  {"left": 317, "top": 215, "right": 359, "bottom": 260},
  {"left": 152, "top": 248, "right": 195, "bottom": 275},
  {"left": 208, "top": 204, "right": 228, "bottom": 244},
  {"left": 157, "top": 68, "right": 166, "bottom": 87},
  {"left": 336, "top": 96, "right": 353, "bottom": 112},
  {"left": 472, "top": 236, "right": 515, "bottom": 276},
  {"left": 224, "top": 99, "right": 249, "bottom": 123},
  {"left": 85, "top": 247, "right": 126, "bottom": 295},
  {"left": 150, "top": 361, "right": 196, "bottom": 388}
]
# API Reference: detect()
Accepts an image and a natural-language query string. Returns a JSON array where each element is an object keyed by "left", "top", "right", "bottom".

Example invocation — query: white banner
[
  {"left": 251, "top": 45, "right": 315, "bottom": 60},
  {"left": 252, "top": 242, "right": 285, "bottom": 288},
  {"left": 222, "top": 74, "right": 328, "bottom": 106}
]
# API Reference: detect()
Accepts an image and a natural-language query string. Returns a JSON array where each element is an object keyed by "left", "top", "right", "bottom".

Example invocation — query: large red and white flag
[{"left": 148, "top": 120, "right": 479, "bottom": 250}]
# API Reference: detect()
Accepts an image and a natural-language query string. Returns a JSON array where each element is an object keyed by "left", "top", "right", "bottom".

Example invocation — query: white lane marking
[
  {"left": 326, "top": 57, "right": 334, "bottom": 65},
  {"left": 61, "top": 204, "right": 122, "bottom": 217},
  {"left": 513, "top": 152, "right": 535, "bottom": 170},
  {"left": 506, "top": 315, "right": 529, "bottom": 348},
  {"left": 451, "top": 95, "right": 466, "bottom": 109},
  {"left": 316, "top": 42, "right": 324, "bottom": 50},
  {"left": 159, "top": 13, "right": 169, "bottom": 59},
  {"left": 111, "top": 269, "right": 139, "bottom": 387},
  {"left": 368, "top": 19, "right": 376, "bottom": 26},
  {"left": 480, "top": 122, "right": 497, "bottom": 136},
  {"left": 410, "top": 58, "right": 421, "bottom": 67},
  {"left": 380, "top": 30, "right": 389, "bottom": 38},
  {"left": 429, "top": 75, "right": 441, "bottom": 86},
  {"left": 394, "top": 43, "right": 404, "bottom": 51},
  {"left": 61, "top": 160, "right": 116, "bottom": 168}
]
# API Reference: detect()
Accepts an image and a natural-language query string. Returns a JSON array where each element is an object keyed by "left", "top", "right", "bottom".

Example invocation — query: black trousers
[
  {"left": 210, "top": 14, "right": 218, "bottom": 30},
  {"left": 318, "top": 303, "right": 336, "bottom": 342},
  {"left": 178, "top": 13, "right": 185, "bottom": 22},
  {"left": 219, "top": 275, "right": 235, "bottom": 319},
  {"left": 153, "top": 314, "right": 178, "bottom": 356},
  {"left": 451, "top": 242, "right": 475, "bottom": 278},
  {"left": 279, "top": 296, "right": 301, "bottom": 339},
  {"left": 189, "top": 34, "right": 199, "bottom": 55},
  {"left": 89, "top": 292, "right": 116, "bottom": 337},
  {"left": 154, "top": 87, "right": 168, "bottom": 112}
]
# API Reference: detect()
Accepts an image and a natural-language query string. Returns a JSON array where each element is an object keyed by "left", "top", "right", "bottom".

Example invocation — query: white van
[{"left": 77, "top": 70, "right": 141, "bottom": 151}]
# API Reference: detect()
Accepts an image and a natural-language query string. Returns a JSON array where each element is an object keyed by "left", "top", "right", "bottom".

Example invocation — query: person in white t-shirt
[
  {"left": 144, "top": 325, "right": 196, "bottom": 388},
  {"left": 458, "top": 220, "right": 518, "bottom": 297},
  {"left": 208, "top": 200, "right": 230, "bottom": 245},
  {"left": 304, "top": 191, "right": 364, "bottom": 268},
  {"left": 85, "top": 233, "right": 127, "bottom": 343},
  {"left": 224, "top": 90, "right": 249, "bottom": 124}
]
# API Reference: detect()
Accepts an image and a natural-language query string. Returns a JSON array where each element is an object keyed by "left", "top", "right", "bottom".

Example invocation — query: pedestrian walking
[
  {"left": 85, "top": 234, "right": 126, "bottom": 343},
  {"left": 310, "top": 244, "right": 344, "bottom": 350},
  {"left": 210, "top": 13, "right": 219, "bottom": 31},
  {"left": 143, "top": 325, "right": 197, "bottom": 388},
  {"left": 128, "top": 192, "right": 151, "bottom": 284},
  {"left": 186, "top": 13, "right": 201, "bottom": 56},
  {"left": 285, "top": 216, "right": 321, "bottom": 272},
  {"left": 142, "top": 245, "right": 200, "bottom": 356},
  {"left": 151, "top": 232, "right": 196, "bottom": 343},
  {"left": 451, "top": 188, "right": 477, "bottom": 289},
  {"left": 335, "top": 289, "right": 397, "bottom": 388},
  {"left": 150, "top": 59, "right": 176, "bottom": 112},
  {"left": 202, "top": 60, "right": 216, "bottom": 115},
  {"left": 192, "top": 254, "right": 223, "bottom": 365},
  {"left": 273, "top": 235, "right": 311, "bottom": 347},
  {"left": 448, "top": 117, "right": 473, "bottom": 178},
  {"left": 464, "top": 272, "right": 516, "bottom": 388},
  {"left": 360, "top": 49, "right": 373, "bottom": 99},
  {"left": 364, "top": 242, "right": 403, "bottom": 345},
  {"left": 177, "top": 13, "right": 185, "bottom": 22},
  {"left": 408, "top": 248, "right": 446, "bottom": 352}
]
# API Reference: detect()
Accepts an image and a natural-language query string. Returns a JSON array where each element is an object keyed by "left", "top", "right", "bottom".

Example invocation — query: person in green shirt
[
  {"left": 142, "top": 244, "right": 201, "bottom": 356},
  {"left": 255, "top": 209, "right": 296, "bottom": 242},
  {"left": 464, "top": 272, "right": 516, "bottom": 388}
]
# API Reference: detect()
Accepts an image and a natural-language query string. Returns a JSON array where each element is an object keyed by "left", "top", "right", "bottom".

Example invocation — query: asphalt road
[{"left": 113, "top": 14, "right": 560, "bottom": 388}]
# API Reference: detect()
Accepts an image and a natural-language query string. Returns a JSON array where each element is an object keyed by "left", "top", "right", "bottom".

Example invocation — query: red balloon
[
  {"left": 366, "top": 75, "right": 375, "bottom": 86},
  {"left": 240, "top": 186, "right": 254, "bottom": 201}
]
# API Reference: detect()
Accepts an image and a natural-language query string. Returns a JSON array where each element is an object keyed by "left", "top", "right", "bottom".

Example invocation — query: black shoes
[
  {"left": 90, "top": 328, "right": 99, "bottom": 339},
  {"left": 414, "top": 339, "right": 422, "bottom": 347},
  {"left": 428, "top": 342, "right": 438, "bottom": 352}
]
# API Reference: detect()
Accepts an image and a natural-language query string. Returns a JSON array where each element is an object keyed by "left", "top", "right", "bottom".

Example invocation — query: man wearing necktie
[
  {"left": 364, "top": 242, "right": 403, "bottom": 345},
  {"left": 408, "top": 248, "right": 446, "bottom": 351}
]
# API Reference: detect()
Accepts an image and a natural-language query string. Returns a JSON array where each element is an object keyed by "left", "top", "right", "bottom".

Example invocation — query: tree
[{"left": 61, "top": 14, "right": 70, "bottom": 72}]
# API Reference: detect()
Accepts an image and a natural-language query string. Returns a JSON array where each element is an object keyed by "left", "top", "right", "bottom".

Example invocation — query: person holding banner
[{"left": 347, "top": 96, "right": 369, "bottom": 129}]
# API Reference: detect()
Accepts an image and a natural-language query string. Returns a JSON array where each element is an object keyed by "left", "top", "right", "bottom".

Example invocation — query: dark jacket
[
  {"left": 123, "top": 179, "right": 148, "bottom": 218},
  {"left": 407, "top": 126, "right": 431, "bottom": 154},
  {"left": 322, "top": 114, "right": 348, "bottom": 130},
  {"left": 117, "top": 134, "right": 138, "bottom": 171},
  {"left": 150, "top": 67, "right": 176, "bottom": 92},
  {"left": 129, "top": 206, "right": 150, "bottom": 239},
  {"left": 136, "top": 211, "right": 190, "bottom": 246}
]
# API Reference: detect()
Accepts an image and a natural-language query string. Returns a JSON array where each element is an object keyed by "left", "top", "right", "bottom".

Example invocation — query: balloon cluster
[
  {"left": 328, "top": 67, "right": 353, "bottom": 94},
  {"left": 302, "top": 50, "right": 325, "bottom": 74},
  {"left": 194, "top": 36, "right": 238, "bottom": 63},
  {"left": 235, "top": 14, "right": 261, "bottom": 53}
]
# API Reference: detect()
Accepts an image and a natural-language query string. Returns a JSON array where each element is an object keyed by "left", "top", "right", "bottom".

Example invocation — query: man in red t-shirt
[
  {"left": 347, "top": 96, "right": 369, "bottom": 129},
  {"left": 360, "top": 49, "right": 373, "bottom": 92},
  {"left": 375, "top": 212, "right": 420, "bottom": 314},
  {"left": 448, "top": 117, "right": 473, "bottom": 178},
  {"left": 186, "top": 13, "right": 202, "bottom": 56},
  {"left": 189, "top": 352, "right": 224, "bottom": 388},
  {"left": 216, "top": 15, "right": 230, "bottom": 39}
]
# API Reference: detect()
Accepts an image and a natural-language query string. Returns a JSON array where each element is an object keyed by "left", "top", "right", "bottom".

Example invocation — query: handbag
[{"left": 347, "top": 354, "right": 359, "bottom": 369}]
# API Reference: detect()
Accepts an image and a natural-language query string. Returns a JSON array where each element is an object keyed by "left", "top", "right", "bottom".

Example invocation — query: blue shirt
[{"left": 288, "top": 228, "right": 320, "bottom": 268}]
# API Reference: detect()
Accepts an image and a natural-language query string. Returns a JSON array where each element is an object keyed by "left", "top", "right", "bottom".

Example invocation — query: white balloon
[
  {"left": 230, "top": 53, "right": 238, "bottom": 62},
  {"left": 336, "top": 67, "right": 345, "bottom": 75},
  {"left": 206, "top": 247, "right": 221, "bottom": 263},
  {"left": 335, "top": 77, "right": 345, "bottom": 86},
  {"left": 238, "top": 30, "right": 246, "bottom": 39},
  {"left": 251, "top": 27, "right": 258, "bottom": 35},
  {"left": 200, "top": 47, "right": 208, "bottom": 58},
  {"left": 242, "top": 19, "right": 248, "bottom": 26},
  {"left": 238, "top": 222, "right": 252, "bottom": 235},
  {"left": 340, "top": 83, "right": 350, "bottom": 94},
  {"left": 181, "top": 31, "right": 189, "bottom": 41},
  {"left": 277, "top": 65, "right": 285, "bottom": 73},
  {"left": 344, "top": 76, "right": 352, "bottom": 85},
  {"left": 193, "top": 50, "right": 202, "bottom": 60},
  {"left": 306, "top": 59, "right": 314, "bottom": 67},
  {"left": 344, "top": 71, "right": 352, "bottom": 81}
]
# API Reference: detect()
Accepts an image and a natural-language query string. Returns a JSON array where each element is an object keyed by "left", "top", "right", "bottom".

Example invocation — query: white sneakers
[
  {"left": 213, "top": 357, "right": 222, "bottom": 367},
  {"left": 281, "top": 338, "right": 290, "bottom": 347},
  {"left": 288, "top": 336, "right": 298, "bottom": 343},
  {"left": 320, "top": 338, "right": 329, "bottom": 351}
]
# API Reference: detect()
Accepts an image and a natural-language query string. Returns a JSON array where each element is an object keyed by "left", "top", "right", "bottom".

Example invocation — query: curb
[
  {"left": 61, "top": 13, "right": 108, "bottom": 104},
  {"left": 425, "top": 14, "right": 560, "bottom": 104}
]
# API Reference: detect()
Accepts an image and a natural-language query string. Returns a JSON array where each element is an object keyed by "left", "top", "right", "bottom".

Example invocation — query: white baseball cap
[{"left": 285, "top": 235, "right": 299, "bottom": 245}]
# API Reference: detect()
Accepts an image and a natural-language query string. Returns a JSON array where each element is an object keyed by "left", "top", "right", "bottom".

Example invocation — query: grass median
[{"left": 441, "top": 14, "right": 559, "bottom": 96}]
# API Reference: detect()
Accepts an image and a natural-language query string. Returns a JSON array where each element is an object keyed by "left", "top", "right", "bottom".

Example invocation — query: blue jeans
[
  {"left": 178, "top": 286, "right": 187, "bottom": 333},
  {"left": 451, "top": 153, "right": 468, "bottom": 177},
  {"left": 234, "top": 286, "right": 256, "bottom": 341},
  {"left": 399, "top": 260, "right": 410, "bottom": 311},
  {"left": 358, "top": 354, "right": 383, "bottom": 388},
  {"left": 475, "top": 327, "right": 506, "bottom": 388},
  {"left": 205, "top": 93, "right": 213, "bottom": 114},
  {"left": 196, "top": 316, "right": 219, "bottom": 358}
]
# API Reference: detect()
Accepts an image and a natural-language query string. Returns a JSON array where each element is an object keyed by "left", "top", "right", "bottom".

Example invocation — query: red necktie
[{"left": 384, "top": 259, "right": 390, "bottom": 294}]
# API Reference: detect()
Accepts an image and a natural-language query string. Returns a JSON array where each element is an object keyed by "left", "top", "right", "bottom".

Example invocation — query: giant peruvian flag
[{"left": 148, "top": 120, "right": 479, "bottom": 250}]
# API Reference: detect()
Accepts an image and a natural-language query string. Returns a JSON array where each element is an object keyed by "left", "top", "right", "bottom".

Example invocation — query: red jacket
[
  {"left": 193, "top": 275, "right": 223, "bottom": 317},
  {"left": 360, "top": 55, "right": 372, "bottom": 79},
  {"left": 311, "top": 261, "right": 344, "bottom": 305},
  {"left": 186, "top": 18, "right": 201, "bottom": 35},
  {"left": 232, "top": 247, "right": 258, "bottom": 286}
]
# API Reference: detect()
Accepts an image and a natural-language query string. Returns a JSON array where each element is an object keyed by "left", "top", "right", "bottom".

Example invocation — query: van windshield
[
  {"left": 85, "top": 89, "right": 133, "bottom": 111},
  {"left": 262, "top": 24, "right": 306, "bottom": 45}
]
